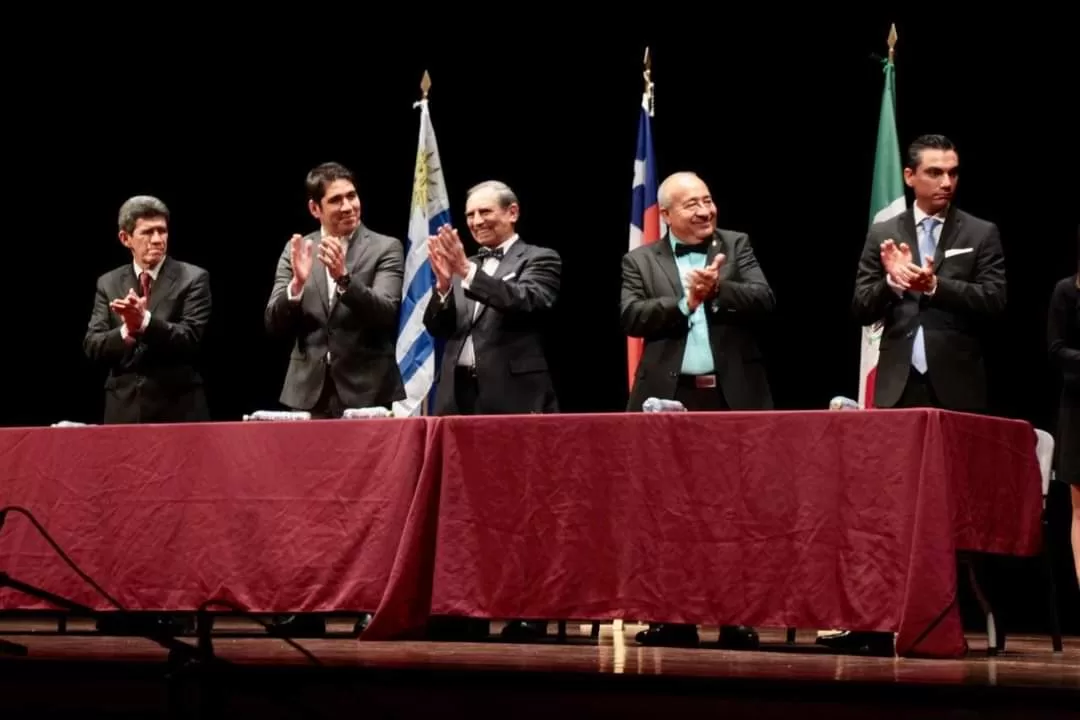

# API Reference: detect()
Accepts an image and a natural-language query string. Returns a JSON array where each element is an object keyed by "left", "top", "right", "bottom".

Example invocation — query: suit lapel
[
  {"left": 892, "top": 210, "right": 919, "bottom": 263},
  {"left": 344, "top": 225, "right": 364, "bottom": 273},
  {"left": 309, "top": 231, "right": 331, "bottom": 317},
  {"left": 934, "top": 207, "right": 962, "bottom": 267},
  {"left": 471, "top": 238, "right": 526, "bottom": 327},
  {"left": 705, "top": 231, "right": 724, "bottom": 272},
  {"left": 653, "top": 233, "right": 684, "bottom": 297},
  {"left": 148, "top": 257, "right": 178, "bottom": 313}
]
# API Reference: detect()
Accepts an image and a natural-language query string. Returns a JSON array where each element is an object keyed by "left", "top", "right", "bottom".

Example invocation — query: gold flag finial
[
  {"left": 642, "top": 47, "right": 655, "bottom": 117},
  {"left": 420, "top": 70, "right": 432, "bottom": 99},
  {"left": 887, "top": 24, "right": 898, "bottom": 63}
]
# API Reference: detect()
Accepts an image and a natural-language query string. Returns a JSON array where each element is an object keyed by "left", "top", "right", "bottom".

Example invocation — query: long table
[{"left": 0, "top": 409, "right": 1044, "bottom": 658}]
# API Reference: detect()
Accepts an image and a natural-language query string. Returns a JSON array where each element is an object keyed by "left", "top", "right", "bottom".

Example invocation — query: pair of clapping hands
[
  {"left": 427, "top": 224, "right": 471, "bottom": 294},
  {"left": 685, "top": 254, "right": 726, "bottom": 311},
  {"left": 881, "top": 239, "right": 937, "bottom": 293},
  {"left": 287, "top": 234, "right": 349, "bottom": 294}
]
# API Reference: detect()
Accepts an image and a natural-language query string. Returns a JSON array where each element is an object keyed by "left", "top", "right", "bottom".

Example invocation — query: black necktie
[
  {"left": 477, "top": 247, "right": 504, "bottom": 261},
  {"left": 674, "top": 242, "right": 707, "bottom": 257}
]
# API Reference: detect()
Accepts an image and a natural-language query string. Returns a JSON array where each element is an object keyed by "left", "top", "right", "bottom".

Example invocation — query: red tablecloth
[
  {"left": 0, "top": 419, "right": 435, "bottom": 613},
  {"left": 0, "top": 410, "right": 1044, "bottom": 659},
  {"left": 398, "top": 409, "right": 1043, "bottom": 658}
]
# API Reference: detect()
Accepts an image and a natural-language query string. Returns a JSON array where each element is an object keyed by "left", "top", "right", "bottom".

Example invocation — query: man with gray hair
[
  {"left": 83, "top": 195, "right": 212, "bottom": 424},
  {"left": 423, "top": 179, "right": 561, "bottom": 642},
  {"left": 424, "top": 179, "right": 561, "bottom": 417}
]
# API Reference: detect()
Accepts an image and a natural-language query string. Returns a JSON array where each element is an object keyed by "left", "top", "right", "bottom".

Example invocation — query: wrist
[{"left": 290, "top": 277, "right": 303, "bottom": 295}]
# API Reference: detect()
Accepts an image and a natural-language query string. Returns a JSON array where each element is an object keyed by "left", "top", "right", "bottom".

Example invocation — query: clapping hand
[
  {"left": 880, "top": 239, "right": 935, "bottom": 292},
  {"left": 427, "top": 224, "right": 469, "bottom": 293},
  {"left": 288, "top": 234, "right": 314, "bottom": 295},
  {"left": 318, "top": 235, "right": 347, "bottom": 282},
  {"left": 109, "top": 289, "right": 147, "bottom": 338},
  {"left": 685, "top": 254, "right": 726, "bottom": 311}
]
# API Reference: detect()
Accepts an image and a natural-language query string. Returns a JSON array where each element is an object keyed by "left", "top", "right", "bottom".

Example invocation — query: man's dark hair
[
  {"left": 306, "top": 162, "right": 357, "bottom": 204},
  {"left": 906, "top": 134, "right": 957, "bottom": 170}
]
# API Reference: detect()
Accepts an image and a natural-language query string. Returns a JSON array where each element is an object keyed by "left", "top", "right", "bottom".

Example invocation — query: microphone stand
[{"left": 0, "top": 572, "right": 220, "bottom": 668}]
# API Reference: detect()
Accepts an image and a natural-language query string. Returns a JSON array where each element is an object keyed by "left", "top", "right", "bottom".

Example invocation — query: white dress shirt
[{"left": 455, "top": 234, "right": 518, "bottom": 368}]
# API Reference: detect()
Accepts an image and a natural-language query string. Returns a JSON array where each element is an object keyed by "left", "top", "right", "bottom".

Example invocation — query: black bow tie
[
  {"left": 477, "top": 247, "right": 504, "bottom": 261},
  {"left": 674, "top": 242, "right": 708, "bottom": 257}
]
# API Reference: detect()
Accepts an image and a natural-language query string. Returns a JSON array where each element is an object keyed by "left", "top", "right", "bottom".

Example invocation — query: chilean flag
[{"left": 626, "top": 93, "right": 662, "bottom": 388}]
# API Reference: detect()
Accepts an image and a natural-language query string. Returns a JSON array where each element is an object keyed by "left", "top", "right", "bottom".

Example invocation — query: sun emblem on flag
[{"left": 412, "top": 149, "right": 442, "bottom": 210}]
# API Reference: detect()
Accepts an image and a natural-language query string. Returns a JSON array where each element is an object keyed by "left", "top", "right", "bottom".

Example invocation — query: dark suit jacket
[
  {"left": 423, "top": 237, "right": 561, "bottom": 415},
  {"left": 852, "top": 206, "right": 1007, "bottom": 412},
  {"left": 83, "top": 256, "right": 212, "bottom": 424},
  {"left": 265, "top": 224, "right": 405, "bottom": 411},
  {"left": 1048, "top": 276, "right": 1080, "bottom": 485},
  {"left": 620, "top": 229, "right": 775, "bottom": 412}
]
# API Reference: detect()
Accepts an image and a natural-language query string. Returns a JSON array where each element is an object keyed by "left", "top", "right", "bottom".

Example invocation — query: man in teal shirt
[
  {"left": 620, "top": 171, "right": 776, "bottom": 649},
  {"left": 621, "top": 171, "right": 775, "bottom": 414}
]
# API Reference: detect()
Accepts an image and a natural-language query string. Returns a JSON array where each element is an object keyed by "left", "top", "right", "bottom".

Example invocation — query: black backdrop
[{"left": 6, "top": 16, "right": 1078, "bottom": 632}]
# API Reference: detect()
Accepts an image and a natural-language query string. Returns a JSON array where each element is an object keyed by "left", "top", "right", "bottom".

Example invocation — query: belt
[{"left": 678, "top": 374, "right": 717, "bottom": 389}]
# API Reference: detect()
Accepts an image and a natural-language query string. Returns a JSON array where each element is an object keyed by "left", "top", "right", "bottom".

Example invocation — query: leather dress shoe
[
  {"left": 717, "top": 625, "right": 760, "bottom": 650},
  {"left": 501, "top": 620, "right": 547, "bottom": 641},
  {"left": 634, "top": 623, "right": 700, "bottom": 647},
  {"left": 815, "top": 630, "right": 894, "bottom": 656}
]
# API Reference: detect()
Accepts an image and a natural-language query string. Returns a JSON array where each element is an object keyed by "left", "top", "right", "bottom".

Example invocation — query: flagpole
[
  {"left": 418, "top": 69, "right": 431, "bottom": 418},
  {"left": 626, "top": 47, "right": 660, "bottom": 391},
  {"left": 643, "top": 46, "right": 654, "bottom": 117}
]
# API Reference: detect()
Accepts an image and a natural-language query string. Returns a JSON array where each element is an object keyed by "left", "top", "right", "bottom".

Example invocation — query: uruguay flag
[
  {"left": 393, "top": 93, "right": 451, "bottom": 417},
  {"left": 626, "top": 90, "right": 663, "bottom": 388}
]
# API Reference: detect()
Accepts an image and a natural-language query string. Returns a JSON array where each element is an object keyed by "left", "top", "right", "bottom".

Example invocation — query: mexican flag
[{"left": 858, "top": 53, "right": 906, "bottom": 408}]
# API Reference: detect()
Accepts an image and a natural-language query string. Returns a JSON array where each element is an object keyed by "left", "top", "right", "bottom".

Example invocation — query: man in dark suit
[
  {"left": 828, "top": 134, "right": 1008, "bottom": 655},
  {"left": 424, "top": 180, "right": 561, "bottom": 417},
  {"left": 83, "top": 195, "right": 212, "bottom": 424},
  {"left": 424, "top": 180, "right": 561, "bottom": 641},
  {"left": 620, "top": 171, "right": 774, "bottom": 649},
  {"left": 852, "top": 134, "right": 1006, "bottom": 414},
  {"left": 265, "top": 162, "right": 405, "bottom": 418}
]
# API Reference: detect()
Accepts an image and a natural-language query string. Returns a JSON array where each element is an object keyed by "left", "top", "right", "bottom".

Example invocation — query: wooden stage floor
[{"left": 1, "top": 621, "right": 1077, "bottom": 718}]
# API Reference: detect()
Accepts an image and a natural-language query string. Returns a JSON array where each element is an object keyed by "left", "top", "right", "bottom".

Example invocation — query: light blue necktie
[{"left": 910, "top": 217, "right": 940, "bottom": 374}]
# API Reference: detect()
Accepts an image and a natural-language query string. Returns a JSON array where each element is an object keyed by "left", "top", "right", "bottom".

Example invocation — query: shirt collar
[{"left": 133, "top": 258, "right": 164, "bottom": 280}]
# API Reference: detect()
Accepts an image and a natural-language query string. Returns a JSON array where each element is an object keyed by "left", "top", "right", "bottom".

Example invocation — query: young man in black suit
[
  {"left": 832, "top": 134, "right": 1009, "bottom": 655},
  {"left": 853, "top": 133, "right": 1007, "bottom": 414}
]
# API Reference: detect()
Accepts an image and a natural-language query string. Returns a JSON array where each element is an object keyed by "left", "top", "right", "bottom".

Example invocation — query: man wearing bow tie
[
  {"left": 620, "top": 171, "right": 775, "bottom": 650},
  {"left": 423, "top": 180, "right": 561, "bottom": 642},
  {"left": 621, "top": 171, "right": 776, "bottom": 417},
  {"left": 83, "top": 195, "right": 212, "bottom": 424},
  {"left": 424, "top": 180, "right": 561, "bottom": 417}
]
